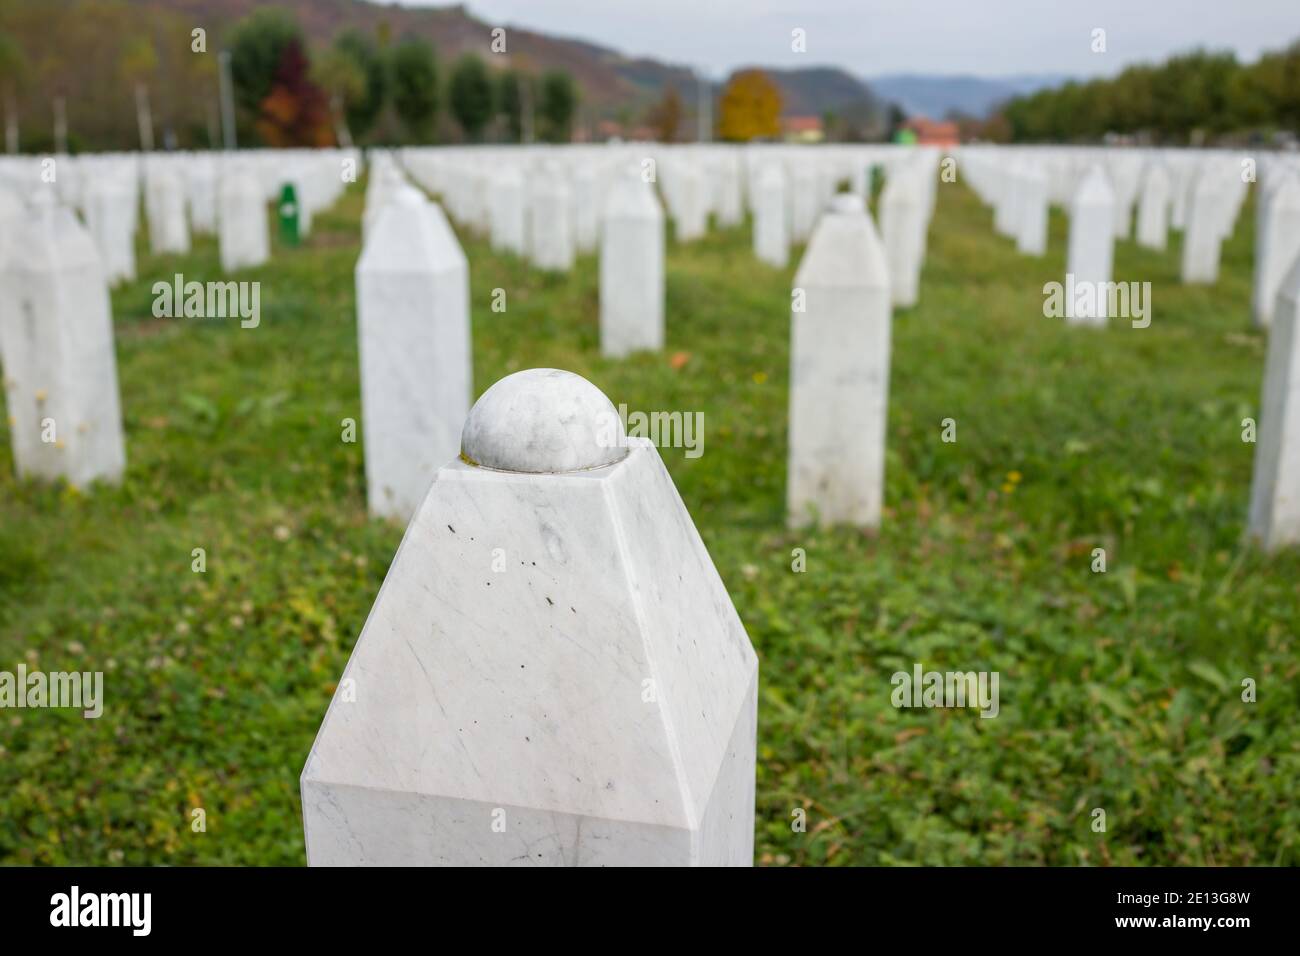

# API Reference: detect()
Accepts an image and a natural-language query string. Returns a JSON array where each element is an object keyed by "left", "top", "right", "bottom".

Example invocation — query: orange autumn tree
[{"left": 717, "top": 69, "right": 782, "bottom": 142}]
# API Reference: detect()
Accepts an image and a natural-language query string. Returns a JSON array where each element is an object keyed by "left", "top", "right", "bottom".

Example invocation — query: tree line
[
  {"left": 999, "top": 43, "right": 1300, "bottom": 145},
  {"left": 0, "top": 1, "right": 578, "bottom": 152}
]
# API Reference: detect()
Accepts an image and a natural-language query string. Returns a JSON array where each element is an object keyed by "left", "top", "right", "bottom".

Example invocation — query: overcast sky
[{"left": 397, "top": 0, "right": 1297, "bottom": 79}]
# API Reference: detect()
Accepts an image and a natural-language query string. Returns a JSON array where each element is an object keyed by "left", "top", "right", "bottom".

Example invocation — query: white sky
[{"left": 394, "top": 0, "right": 1298, "bottom": 79}]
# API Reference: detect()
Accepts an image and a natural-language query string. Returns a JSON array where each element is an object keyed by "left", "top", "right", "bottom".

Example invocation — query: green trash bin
[{"left": 278, "top": 182, "right": 300, "bottom": 247}]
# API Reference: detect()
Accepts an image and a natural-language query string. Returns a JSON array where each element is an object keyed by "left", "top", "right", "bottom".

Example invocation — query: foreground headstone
[
  {"left": 753, "top": 164, "right": 789, "bottom": 268},
  {"left": 600, "top": 176, "right": 664, "bottom": 357},
  {"left": 219, "top": 166, "right": 270, "bottom": 272},
  {"left": 1248, "top": 259, "right": 1300, "bottom": 551},
  {"left": 356, "top": 189, "right": 471, "bottom": 523},
  {"left": 1065, "top": 167, "right": 1115, "bottom": 326},
  {"left": 301, "top": 368, "right": 759, "bottom": 866},
  {"left": 0, "top": 200, "right": 125, "bottom": 487},
  {"left": 1253, "top": 174, "right": 1300, "bottom": 328},
  {"left": 788, "top": 194, "right": 891, "bottom": 527}
]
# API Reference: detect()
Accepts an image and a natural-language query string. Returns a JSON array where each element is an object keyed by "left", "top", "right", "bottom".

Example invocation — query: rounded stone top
[
  {"left": 460, "top": 368, "right": 628, "bottom": 474},
  {"left": 829, "top": 193, "right": 866, "bottom": 215}
]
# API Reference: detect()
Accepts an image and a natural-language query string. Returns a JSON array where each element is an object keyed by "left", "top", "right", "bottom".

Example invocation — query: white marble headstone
[
  {"left": 301, "top": 368, "right": 759, "bottom": 866},
  {"left": 788, "top": 193, "right": 892, "bottom": 527},
  {"left": 1135, "top": 162, "right": 1171, "bottom": 252},
  {"left": 1253, "top": 174, "right": 1300, "bottom": 329},
  {"left": 753, "top": 163, "right": 789, "bottom": 268},
  {"left": 1248, "top": 257, "right": 1300, "bottom": 551},
  {"left": 218, "top": 165, "right": 270, "bottom": 272},
  {"left": 599, "top": 175, "right": 664, "bottom": 358},
  {"left": 1065, "top": 166, "right": 1115, "bottom": 326},
  {"left": 356, "top": 188, "right": 472, "bottom": 523},
  {"left": 1, "top": 200, "right": 126, "bottom": 487}
]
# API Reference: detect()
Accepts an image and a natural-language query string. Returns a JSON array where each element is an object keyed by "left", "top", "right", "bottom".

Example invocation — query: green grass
[{"left": 1, "top": 175, "right": 1297, "bottom": 866}]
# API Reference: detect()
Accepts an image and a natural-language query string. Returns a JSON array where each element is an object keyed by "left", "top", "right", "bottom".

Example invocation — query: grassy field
[{"left": 1, "top": 171, "right": 1297, "bottom": 866}]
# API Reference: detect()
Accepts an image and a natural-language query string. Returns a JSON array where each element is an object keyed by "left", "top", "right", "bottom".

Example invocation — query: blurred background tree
[
  {"left": 332, "top": 28, "right": 386, "bottom": 143},
  {"left": 645, "top": 85, "right": 683, "bottom": 143},
  {"left": 312, "top": 48, "right": 365, "bottom": 147},
  {"left": 388, "top": 36, "right": 438, "bottom": 142},
  {"left": 449, "top": 54, "right": 493, "bottom": 141},
  {"left": 717, "top": 69, "right": 781, "bottom": 142},
  {"left": 538, "top": 69, "right": 576, "bottom": 142}
]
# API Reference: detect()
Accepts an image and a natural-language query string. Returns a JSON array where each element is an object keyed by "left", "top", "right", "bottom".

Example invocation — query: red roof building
[{"left": 902, "top": 117, "right": 960, "bottom": 147}]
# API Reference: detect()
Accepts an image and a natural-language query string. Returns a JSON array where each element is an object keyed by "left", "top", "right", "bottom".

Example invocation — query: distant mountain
[{"left": 867, "top": 73, "right": 1073, "bottom": 120}]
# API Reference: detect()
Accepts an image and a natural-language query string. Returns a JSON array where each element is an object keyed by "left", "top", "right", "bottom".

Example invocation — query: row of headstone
[
  {"left": 0, "top": 148, "right": 359, "bottom": 491},
  {"left": 0, "top": 149, "right": 360, "bottom": 287},
  {"left": 962, "top": 144, "right": 1300, "bottom": 550}
]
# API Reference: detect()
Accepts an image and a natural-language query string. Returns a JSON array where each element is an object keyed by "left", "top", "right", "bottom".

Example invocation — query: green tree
[
  {"left": 388, "top": 37, "right": 438, "bottom": 141},
  {"left": 227, "top": 8, "right": 303, "bottom": 115},
  {"left": 717, "top": 69, "right": 781, "bottom": 142},
  {"left": 313, "top": 48, "right": 365, "bottom": 146},
  {"left": 334, "top": 29, "right": 386, "bottom": 140},
  {"left": 538, "top": 70, "right": 576, "bottom": 143},
  {"left": 449, "top": 54, "right": 494, "bottom": 141}
]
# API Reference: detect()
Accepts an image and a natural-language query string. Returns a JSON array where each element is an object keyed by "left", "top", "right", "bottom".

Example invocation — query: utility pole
[
  {"left": 218, "top": 50, "right": 237, "bottom": 150},
  {"left": 52, "top": 95, "right": 67, "bottom": 153},
  {"left": 697, "top": 68, "right": 711, "bottom": 143},
  {"left": 135, "top": 83, "right": 154, "bottom": 152}
]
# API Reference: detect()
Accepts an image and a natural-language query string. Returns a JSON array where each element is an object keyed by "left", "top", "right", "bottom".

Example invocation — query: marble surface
[
  {"left": 787, "top": 198, "right": 892, "bottom": 529},
  {"left": 1, "top": 202, "right": 125, "bottom": 487},
  {"left": 356, "top": 189, "right": 471, "bottom": 523},
  {"left": 599, "top": 177, "right": 664, "bottom": 358},
  {"left": 461, "top": 368, "right": 627, "bottom": 474},
  {"left": 302, "top": 394, "right": 759, "bottom": 864},
  {"left": 1249, "top": 257, "right": 1300, "bottom": 551}
]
